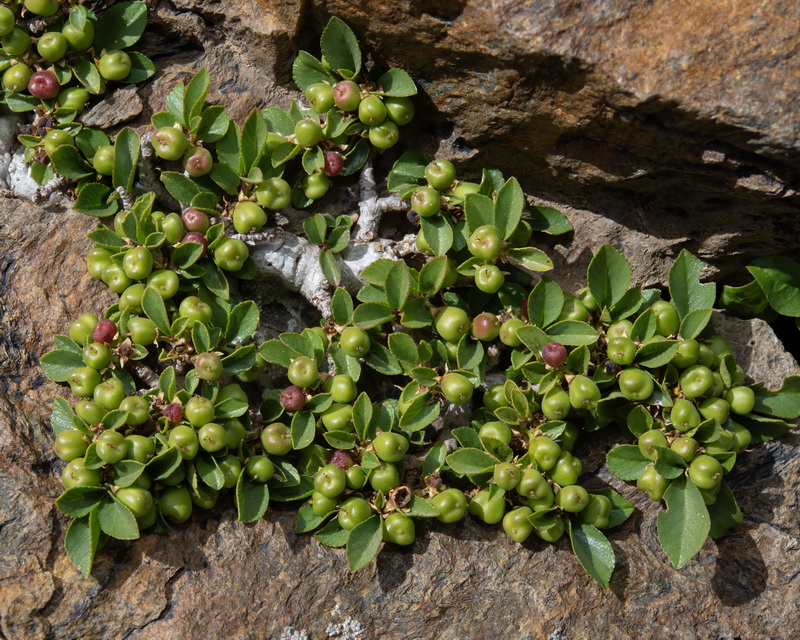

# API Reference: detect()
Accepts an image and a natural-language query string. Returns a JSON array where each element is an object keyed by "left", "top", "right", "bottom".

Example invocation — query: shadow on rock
[{"left": 711, "top": 525, "right": 768, "bottom": 605}]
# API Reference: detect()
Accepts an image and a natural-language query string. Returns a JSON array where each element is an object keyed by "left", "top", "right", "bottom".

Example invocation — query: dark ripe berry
[
  {"left": 162, "top": 403, "right": 183, "bottom": 424},
  {"left": 541, "top": 342, "right": 568, "bottom": 367},
  {"left": 328, "top": 449, "right": 353, "bottom": 470},
  {"left": 27, "top": 70, "right": 60, "bottom": 99},
  {"left": 323, "top": 152, "right": 344, "bottom": 177},
  {"left": 181, "top": 232, "right": 207, "bottom": 254},
  {"left": 280, "top": 385, "right": 306, "bottom": 412},
  {"left": 92, "top": 319, "right": 117, "bottom": 344},
  {"left": 181, "top": 208, "right": 210, "bottom": 232}
]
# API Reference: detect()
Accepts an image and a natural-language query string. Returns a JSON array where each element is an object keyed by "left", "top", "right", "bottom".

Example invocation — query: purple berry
[
  {"left": 323, "top": 152, "right": 344, "bottom": 178},
  {"left": 28, "top": 70, "right": 60, "bottom": 99},
  {"left": 280, "top": 385, "right": 306, "bottom": 412},
  {"left": 328, "top": 449, "right": 353, "bottom": 470},
  {"left": 162, "top": 403, "right": 183, "bottom": 425},
  {"left": 92, "top": 319, "right": 117, "bottom": 344},
  {"left": 541, "top": 342, "right": 568, "bottom": 367}
]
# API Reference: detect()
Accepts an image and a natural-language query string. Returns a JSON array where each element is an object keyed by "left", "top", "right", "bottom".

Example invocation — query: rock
[{"left": 2, "top": 1, "right": 800, "bottom": 638}]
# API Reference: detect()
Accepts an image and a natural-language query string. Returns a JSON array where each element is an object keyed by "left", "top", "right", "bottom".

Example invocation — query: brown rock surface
[{"left": 2, "top": 1, "right": 800, "bottom": 638}]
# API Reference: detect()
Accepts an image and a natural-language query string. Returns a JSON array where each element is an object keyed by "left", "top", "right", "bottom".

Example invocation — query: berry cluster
[
  {"left": 2, "top": 2, "right": 154, "bottom": 184},
  {"left": 39, "top": 16, "right": 799, "bottom": 583}
]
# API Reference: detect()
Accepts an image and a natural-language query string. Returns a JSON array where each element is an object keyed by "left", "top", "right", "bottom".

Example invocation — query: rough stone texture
[{"left": 2, "top": 0, "right": 800, "bottom": 638}]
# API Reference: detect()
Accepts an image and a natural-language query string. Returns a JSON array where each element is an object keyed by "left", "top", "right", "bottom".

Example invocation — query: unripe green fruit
[
  {"left": 555, "top": 484, "right": 590, "bottom": 513},
  {"left": 260, "top": 422, "right": 293, "bottom": 456},
  {"left": 93, "top": 377, "right": 125, "bottom": 410},
  {"left": 185, "top": 396, "right": 215, "bottom": 428},
  {"left": 304, "top": 82, "right": 334, "bottom": 113},
  {"left": 127, "top": 317, "right": 158, "bottom": 345},
  {"left": 499, "top": 317, "right": 525, "bottom": 347},
  {"left": 146, "top": 269, "right": 180, "bottom": 300},
  {"left": 346, "top": 465, "right": 367, "bottom": 490},
  {"left": 425, "top": 159, "right": 456, "bottom": 191},
  {"left": 82, "top": 341, "right": 111, "bottom": 370},
  {"left": 62, "top": 458, "right": 102, "bottom": 488},
  {"left": 618, "top": 368, "right": 655, "bottom": 401},
  {"left": 178, "top": 296, "right": 213, "bottom": 324},
  {"left": 223, "top": 419, "right": 248, "bottom": 450},
  {"left": 119, "top": 396, "right": 150, "bottom": 426},
  {"left": 493, "top": 462, "right": 521, "bottom": 491},
  {"left": 579, "top": 494, "right": 612, "bottom": 528},
  {"left": 383, "top": 512, "right": 415, "bottom": 545},
  {"left": 159, "top": 486, "right": 193, "bottom": 524},
  {"left": 373, "top": 432, "right": 409, "bottom": 463},
  {"left": 2, "top": 28, "right": 31, "bottom": 56},
  {"left": 384, "top": 96, "right": 415, "bottom": 126},
  {"left": 338, "top": 496, "right": 373, "bottom": 530},
  {"left": 123, "top": 247, "right": 154, "bottom": 280},
  {"left": 725, "top": 386, "right": 755, "bottom": 415},
  {"left": 116, "top": 487, "right": 155, "bottom": 519},
  {"left": 671, "top": 436, "right": 700, "bottom": 462},
  {"left": 125, "top": 434, "right": 155, "bottom": 463},
  {"left": 549, "top": 451, "right": 582, "bottom": 487},
  {"left": 698, "top": 397, "right": 730, "bottom": 425},
  {"left": 321, "top": 403, "right": 354, "bottom": 432},
  {"left": 358, "top": 95, "right": 387, "bottom": 125},
  {"left": 468, "top": 488, "right": 507, "bottom": 524},
  {"left": 152, "top": 126, "right": 188, "bottom": 161},
  {"left": 218, "top": 454, "right": 242, "bottom": 488},
  {"left": 368, "top": 120, "right": 400, "bottom": 149},
  {"left": 169, "top": 425, "right": 199, "bottom": 460},
  {"left": 98, "top": 50, "right": 132, "bottom": 81},
  {"left": 705, "top": 430, "right": 735, "bottom": 454},
  {"left": 75, "top": 400, "right": 105, "bottom": 425},
  {"left": 569, "top": 375, "right": 601, "bottom": 410},
  {"left": 532, "top": 514, "right": 566, "bottom": 542},
  {"left": 195, "top": 352, "right": 223, "bottom": 381},
  {"left": 637, "top": 466, "right": 671, "bottom": 501},
  {"left": 606, "top": 336, "right": 637, "bottom": 365},
  {"left": 255, "top": 177, "right": 292, "bottom": 209},
  {"left": 246, "top": 455, "right": 275, "bottom": 483},
  {"left": 119, "top": 283, "right": 146, "bottom": 314},
  {"left": 432, "top": 488, "right": 467, "bottom": 523},
  {"left": 411, "top": 186, "right": 441, "bottom": 218},
  {"left": 214, "top": 238, "right": 249, "bottom": 272},
  {"left": 54, "top": 430, "right": 89, "bottom": 462},
  {"left": 558, "top": 297, "right": 588, "bottom": 322},
  {"left": 0, "top": 7, "right": 15, "bottom": 37},
  {"left": 311, "top": 491, "right": 338, "bottom": 517},
  {"left": 24, "top": 0, "right": 59, "bottom": 17},
  {"left": 67, "top": 367, "right": 101, "bottom": 398},
  {"left": 92, "top": 145, "right": 116, "bottom": 176},
  {"left": 680, "top": 365, "right": 714, "bottom": 399},
  {"left": 688, "top": 454, "right": 724, "bottom": 490},
  {"left": 434, "top": 307, "right": 469, "bottom": 343},
  {"left": 503, "top": 506, "right": 533, "bottom": 543},
  {"left": 729, "top": 422, "right": 752, "bottom": 453},
  {"left": 474, "top": 264, "right": 504, "bottom": 294},
  {"left": 671, "top": 339, "right": 700, "bottom": 368},
  {"left": 467, "top": 225, "right": 503, "bottom": 261},
  {"left": 670, "top": 398, "right": 702, "bottom": 433},
  {"left": 369, "top": 462, "right": 401, "bottom": 494},
  {"left": 650, "top": 300, "right": 680, "bottom": 336},
  {"left": 339, "top": 327, "right": 371, "bottom": 358},
  {"left": 478, "top": 421, "right": 512, "bottom": 445},
  {"left": 198, "top": 422, "right": 227, "bottom": 452},
  {"left": 96, "top": 430, "right": 128, "bottom": 464},
  {"left": 607, "top": 320, "right": 633, "bottom": 339},
  {"left": 287, "top": 356, "right": 318, "bottom": 388},
  {"left": 638, "top": 429, "right": 668, "bottom": 461},
  {"left": 326, "top": 374, "right": 357, "bottom": 404},
  {"left": 541, "top": 387, "right": 571, "bottom": 420},
  {"left": 529, "top": 436, "right": 562, "bottom": 471},
  {"left": 44, "top": 128, "right": 74, "bottom": 157},
  {"left": 313, "top": 463, "right": 346, "bottom": 498},
  {"left": 62, "top": 19, "right": 94, "bottom": 52},
  {"left": 440, "top": 372, "right": 473, "bottom": 404},
  {"left": 294, "top": 119, "right": 324, "bottom": 147},
  {"left": 37, "top": 31, "right": 68, "bottom": 62}
]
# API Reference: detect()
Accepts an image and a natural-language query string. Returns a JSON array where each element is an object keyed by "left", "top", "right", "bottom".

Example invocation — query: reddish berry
[
  {"left": 541, "top": 342, "right": 568, "bottom": 367},
  {"left": 92, "top": 319, "right": 117, "bottom": 344},
  {"left": 181, "top": 232, "right": 207, "bottom": 254},
  {"left": 323, "top": 152, "right": 344, "bottom": 177},
  {"left": 328, "top": 449, "right": 353, "bottom": 470},
  {"left": 162, "top": 403, "right": 183, "bottom": 424},
  {"left": 28, "top": 70, "right": 60, "bottom": 99},
  {"left": 280, "top": 385, "right": 306, "bottom": 412},
  {"left": 181, "top": 208, "right": 210, "bottom": 232}
]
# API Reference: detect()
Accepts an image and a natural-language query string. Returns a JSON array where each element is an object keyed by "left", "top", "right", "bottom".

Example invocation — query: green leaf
[
  {"left": 98, "top": 495, "right": 140, "bottom": 540},
  {"left": 364, "top": 343, "right": 403, "bottom": 376},
  {"left": 314, "top": 518, "right": 351, "bottom": 547},
  {"left": 112, "top": 127, "right": 140, "bottom": 193},
  {"left": 609, "top": 286, "right": 643, "bottom": 322},
  {"left": 74, "top": 58, "right": 103, "bottom": 94},
  {"left": 346, "top": 515, "right": 382, "bottom": 571},
  {"left": 73, "top": 183, "right": 118, "bottom": 217},
  {"left": 4, "top": 93, "right": 40, "bottom": 112},
  {"left": 707, "top": 482, "right": 743, "bottom": 539},
  {"left": 56, "top": 487, "right": 106, "bottom": 518},
  {"left": 679, "top": 308, "right": 712, "bottom": 339},
  {"left": 50, "top": 145, "right": 93, "bottom": 179},
  {"left": 215, "top": 120, "right": 240, "bottom": 165},
  {"left": 295, "top": 504, "right": 328, "bottom": 533},
  {"left": 197, "top": 105, "right": 230, "bottom": 143},
  {"left": 327, "top": 226, "right": 350, "bottom": 254},
  {"left": 94, "top": 1, "right": 148, "bottom": 51},
  {"left": 527, "top": 276, "right": 564, "bottom": 329},
  {"left": 241, "top": 109, "right": 267, "bottom": 173},
  {"left": 221, "top": 345, "right": 256, "bottom": 375},
  {"left": 341, "top": 138, "right": 369, "bottom": 176},
  {"left": 270, "top": 475, "right": 314, "bottom": 502},
  {"left": 385, "top": 261, "right": 411, "bottom": 311},
  {"left": 546, "top": 321, "right": 598, "bottom": 346},
  {"left": 236, "top": 474, "right": 270, "bottom": 522},
  {"left": 657, "top": 475, "right": 710, "bottom": 569},
  {"left": 398, "top": 393, "right": 440, "bottom": 432},
  {"left": 291, "top": 411, "right": 316, "bottom": 450},
  {"left": 161, "top": 172, "right": 208, "bottom": 206},
  {"left": 405, "top": 495, "right": 440, "bottom": 517},
  {"left": 375, "top": 68, "right": 417, "bottom": 97},
  {"left": 720, "top": 279, "right": 770, "bottom": 318},
  {"left": 587, "top": 244, "right": 632, "bottom": 309},
  {"left": 303, "top": 214, "right": 327, "bottom": 246},
  {"left": 457, "top": 337, "right": 484, "bottom": 371},
  {"left": 259, "top": 339, "right": 299, "bottom": 368},
  {"left": 302, "top": 146, "right": 325, "bottom": 175},
  {"left": 361, "top": 259, "right": 396, "bottom": 286},
  {"left": 147, "top": 447, "right": 183, "bottom": 481},
  {"left": 319, "top": 249, "right": 341, "bottom": 287},
  {"left": 112, "top": 460, "right": 146, "bottom": 487},
  {"left": 41, "top": 349, "right": 84, "bottom": 382},
  {"left": 50, "top": 398, "right": 75, "bottom": 434},
  {"left": 494, "top": 178, "right": 524, "bottom": 240},
  {"left": 225, "top": 301, "right": 260, "bottom": 344},
  {"left": 331, "top": 288, "right": 354, "bottom": 326},
  {"left": 626, "top": 405, "right": 654, "bottom": 437},
  {"left": 320, "top": 16, "right": 362, "bottom": 77},
  {"left": 752, "top": 375, "right": 800, "bottom": 419},
  {"left": 65, "top": 511, "right": 101, "bottom": 577},
  {"left": 516, "top": 324, "right": 551, "bottom": 354},
  {"left": 568, "top": 521, "right": 615, "bottom": 588},
  {"left": 529, "top": 205, "right": 573, "bottom": 235},
  {"left": 668, "top": 250, "right": 716, "bottom": 319},
  {"left": 606, "top": 445, "right": 650, "bottom": 481},
  {"left": 121, "top": 52, "right": 156, "bottom": 83},
  {"left": 505, "top": 247, "right": 553, "bottom": 272},
  {"left": 387, "top": 333, "right": 419, "bottom": 364},
  {"left": 422, "top": 442, "right": 448, "bottom": 477},
  {"left": 323, "top": 430, "right": 356, "bottom": 449},
  {"left": 196, "top": 453, "right": 224, "bottom": 490},
  {"left": 635, "top": 340, "right": 679, "bottom": 368},
  {"left": 183, "top": 69, "right": 209, "bottom": 126},
  {"left": 208, "top": 162, "right": 240, "bottom": 195},
  {"left": 630, "top": 308, "right": 656, "bottom": 342},
  {"left": 142, "top": 287, "right": 171, "bottom": 335},
  {"left": 352, "top": 302, "right": 393, "bottom": 330},
  {"left": 75, "top": 127, "right": 110, "bottom": 159},
  {"left": 748, "top": 255, "right": 800, "bottom": 317},
  {"left": 653, "top": 446, "right": 688, "bottom": 479},
  {"left": 464, "top": 193, "right": 494, "bottom": 233},
  {"left": 420, "top": 216, "right": 454, "bottom": 256},
  {"left": 387, "top": 150, "right": 427, "bottom": 195},
  {"left": 292, "top": 50, "right": 336, "bottom": 91},
  {"left": 591, "top": 488, "right": 635, "bottom": 529},
  {"left": 418, "top": 256, "right": 448, "bottom": 297},
  {"left": 445, "top": 448, "right": 499, "bottom": 474}
]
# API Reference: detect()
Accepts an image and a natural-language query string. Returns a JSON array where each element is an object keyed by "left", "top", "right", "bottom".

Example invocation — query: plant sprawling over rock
[{"left": 33, "top": 15, "right": 799, "bottom": 585}]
